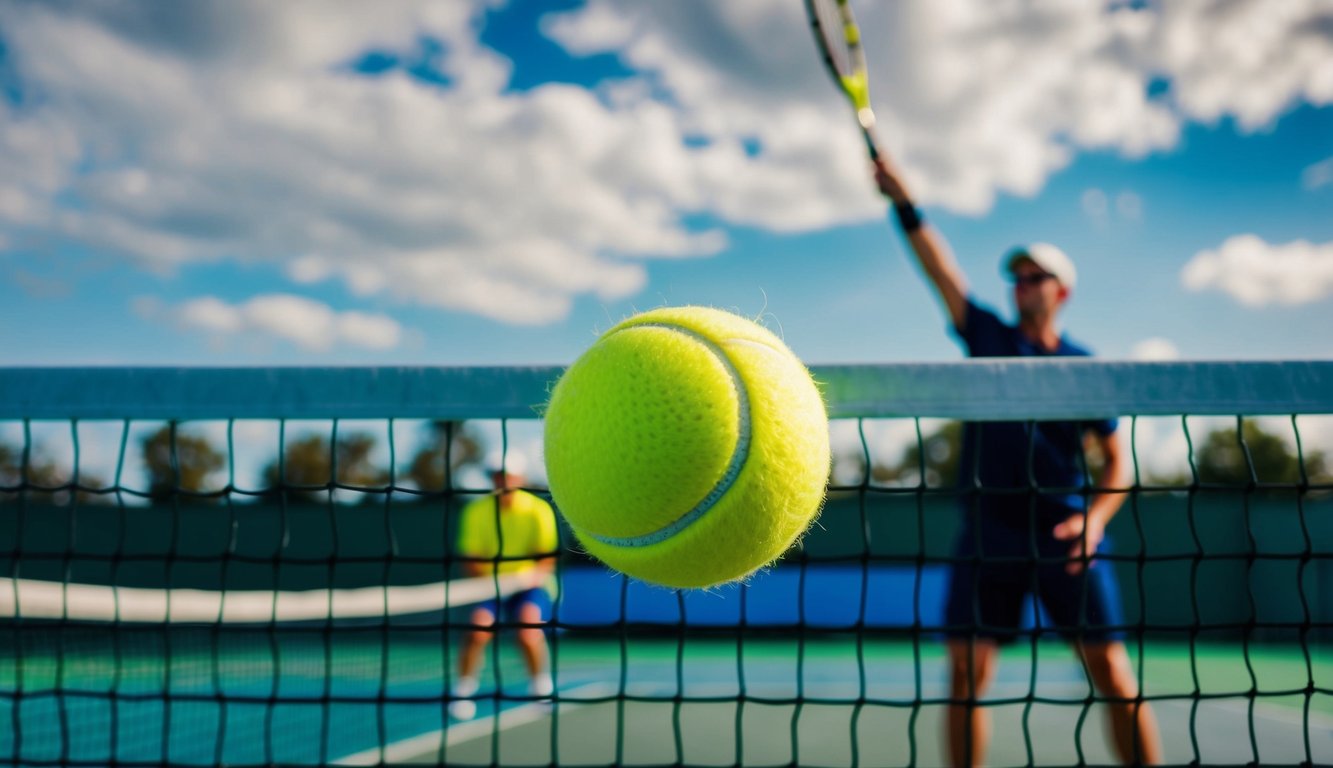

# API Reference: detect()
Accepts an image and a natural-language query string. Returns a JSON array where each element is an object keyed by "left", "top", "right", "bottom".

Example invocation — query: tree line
[
  {"left": 2, "top": 418, "right": 1327, "bottom": 506},
  {"left": 837, "top": 419, "right": 1330, "bottom": 490},
  {"left": 0, "top": 420, "right": 486, "bottom": 505}
]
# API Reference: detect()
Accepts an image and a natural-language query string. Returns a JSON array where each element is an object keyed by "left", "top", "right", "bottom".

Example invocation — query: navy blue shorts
[
  {"left": 944, "top": 521, "right": 1125, "bottom": 644},
  {"left": 477, "top": 587, "right": 551, "bottom": 623}
]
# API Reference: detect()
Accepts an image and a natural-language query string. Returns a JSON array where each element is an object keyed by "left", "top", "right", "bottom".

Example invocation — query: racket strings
[{"left": 810, "top": 0, "right": 857, "bottom": 77}]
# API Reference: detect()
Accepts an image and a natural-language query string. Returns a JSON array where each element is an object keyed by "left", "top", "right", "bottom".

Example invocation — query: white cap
[{"left": 1004, "top": 242, "right": 1076, "bottom": 290}]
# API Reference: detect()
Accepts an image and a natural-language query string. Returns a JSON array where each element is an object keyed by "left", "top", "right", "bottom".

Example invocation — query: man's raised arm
[{"left": 872, "top": 157, "right": 969, "bottom": 331}]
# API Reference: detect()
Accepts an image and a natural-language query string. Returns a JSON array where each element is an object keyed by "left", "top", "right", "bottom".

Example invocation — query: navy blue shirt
[{"left": 953, "top": 299, "right": 1116, "bottom": 529}]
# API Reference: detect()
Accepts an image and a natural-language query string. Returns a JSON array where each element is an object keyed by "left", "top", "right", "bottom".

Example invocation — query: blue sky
[{"left": 1, "top": 0, "right": 1331, "bottom": 370}]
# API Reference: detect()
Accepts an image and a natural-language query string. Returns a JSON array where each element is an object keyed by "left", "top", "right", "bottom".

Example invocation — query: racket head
[
  {"left": 805, "top": 0, "right": 881, "bottom": 157},
  {"left": 806, "top": 0, "right": 869, "bottom": 107}
]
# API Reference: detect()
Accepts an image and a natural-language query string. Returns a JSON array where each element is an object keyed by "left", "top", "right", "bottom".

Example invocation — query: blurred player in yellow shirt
[{"left": 449, "top": 454, "right": 558, "bottom": 720}]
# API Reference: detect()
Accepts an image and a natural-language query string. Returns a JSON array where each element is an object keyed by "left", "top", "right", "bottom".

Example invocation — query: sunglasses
[{"left": 1011, "top": 272, "right": 1055, "bottom": 287}]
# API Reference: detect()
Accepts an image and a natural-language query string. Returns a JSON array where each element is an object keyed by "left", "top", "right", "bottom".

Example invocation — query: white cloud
[
  {"left": 1125, "top": 415, "right": 1224, "bottom": 480},
  {"left": 179, "top": 296, "right": 244, "bottom": 334},
  {"left": 337, "top": 311, "right": 402, "bottom": 351},
  {"left": 1295, "top": 415, "right": 1333, "bottom": 469},
  {"left": 1304, "top": 156, "right": 1333, "bottom": 190},
  {"left": 541, "top": 2, "right": 636, "bottom": 53},
  {"left": 545, "top": 0, "right": 1330, "bottom": 215},
  {"left": 1152, "top": 1, "right": 1333, "bottom": 131},
  {"left": 1082, "top": 188, "right": 1142, "bottom": 226},
  {"left": 1115, "top": 191, "right": 1143, "bottom": 221},
  {"left": 169, "top": 294, "right": 402, "bottom": 351},
  {"left": 1181, "top": 234, "right": 1333, "bottom": 307},
  {"left": 0, "top": 0, "right": 1330, "bottom": 326},
  {"left": 0, "top": 1, "right": 716, "bottom": 326},
  {"left": 827, "top": 417, "right": 954, "bottom": 486},
  {"left": 1082, "top": 188, "right": 1109, "bottom": 224},
  {"left": 1131, "top": 337, "right": 1180, "bottom": 361},
  {"left": 1126, "top": 413, "right": 1333, "bottom": 482}
]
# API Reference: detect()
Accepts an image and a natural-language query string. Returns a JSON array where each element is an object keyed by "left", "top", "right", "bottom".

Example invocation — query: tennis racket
[{"left": 805, "top": 0, "right": 882, "bottom": 160}]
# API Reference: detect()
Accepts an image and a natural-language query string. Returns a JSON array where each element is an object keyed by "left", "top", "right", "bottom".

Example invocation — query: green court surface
[
  {"left": 5, "top": 632, "right": 1330, "bottom": 766},
  {"left": 373, "top": 638, "right": 1333, "bottom": 767}
]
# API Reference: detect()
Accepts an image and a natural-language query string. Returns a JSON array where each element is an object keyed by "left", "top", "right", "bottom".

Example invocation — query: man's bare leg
[
  {"left": 947, "top": 638, "right": 999, "bottom": 768},
  {"left": 1077, "top": 641, "right": 1162, "bottom": 765}
]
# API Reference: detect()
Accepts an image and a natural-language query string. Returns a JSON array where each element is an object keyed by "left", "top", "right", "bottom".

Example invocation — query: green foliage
[
  {"left": 261, "top": 431, "right": 390, "bottom": 504},
  {"left": 0, "top": 443, "right": 110, "bottom": 505},
  {"left": 4, "top": 419, "right": 495, "bottom": 507},
  {"left": 1186, "top": 420, "right": 1329, "bottom": 486},
  {"left": 1, "top": 443, "right": 62, "bottom": 499},
  {"left": 404, "top": 420, "right": 484, "bottom": 493},
  {"left": 141, "top": 425, "right": 227, "bottom": 503},
  {"left": 839, "top": 418, "right": 1329, "bottom": 492}
]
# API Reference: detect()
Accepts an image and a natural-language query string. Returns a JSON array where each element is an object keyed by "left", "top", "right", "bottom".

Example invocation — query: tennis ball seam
[{"left": 580, "top": 321, "right": 754, "bottom": 548}]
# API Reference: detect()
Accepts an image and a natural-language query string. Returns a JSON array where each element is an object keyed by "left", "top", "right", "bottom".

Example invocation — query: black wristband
[{"left": 894, "top": 201, "right": 923, "bottom": 232}]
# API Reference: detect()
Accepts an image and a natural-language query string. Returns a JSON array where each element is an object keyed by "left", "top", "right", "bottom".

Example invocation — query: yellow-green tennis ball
[{"left": 543, "top": 306, "right": 830, "bottom": 589}]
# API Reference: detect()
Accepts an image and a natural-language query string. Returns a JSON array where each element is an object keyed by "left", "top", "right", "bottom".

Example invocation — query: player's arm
[
  {"left": 461, "top": 560, "right": 490, "bottom": 578},
  {"left": 872, "top": 157, "right": 969, "bottom": 330},
  {"left": 1053, "top": 429, "right": 1130, "bottom": 574},
  {"left": 460, "top": 537, "right": 490, "bottom": 578},
  {"left": 530, "top": 551, "right": 557, "bottom": 576},
  {"left": 1086, "top": 429, "right": 1130, "bottom": 527}
]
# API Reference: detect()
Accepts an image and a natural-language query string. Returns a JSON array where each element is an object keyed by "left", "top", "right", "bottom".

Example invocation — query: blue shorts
[
  {"left": 477, "top": 587, "right": 551, "bottom": 624},
  {"left": 944, "top": 521, "right": 1125, "bottom": 644}
]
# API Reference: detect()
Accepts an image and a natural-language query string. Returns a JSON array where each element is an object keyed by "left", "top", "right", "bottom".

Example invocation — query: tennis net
[{"left": 1, "top": 361, "right": 1331, "bottom": 767}]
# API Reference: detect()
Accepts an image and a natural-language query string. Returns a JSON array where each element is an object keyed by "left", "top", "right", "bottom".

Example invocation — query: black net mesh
[{"left": 1, "top": 365, "right": 1331, "bottom": 766}]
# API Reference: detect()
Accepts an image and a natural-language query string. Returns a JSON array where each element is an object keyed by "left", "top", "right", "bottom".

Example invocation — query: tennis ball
[{"left": 543, "top": 306, "right": 830, "bottom": 589}]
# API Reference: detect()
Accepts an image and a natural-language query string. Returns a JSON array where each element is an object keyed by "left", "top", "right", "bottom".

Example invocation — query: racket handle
[
  {"left": 857, "top": 108, "right": 882, "bottom": 160},
  {"left": 862, "top": 129, "right": 880, "bottom": 160}
]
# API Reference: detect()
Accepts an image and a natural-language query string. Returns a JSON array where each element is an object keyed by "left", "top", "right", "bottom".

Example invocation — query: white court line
[
  {"left": 0, "top": 574, "right": 534, "bottom": 623},
  {"left": 715, "top": 678, "right": 1333, "bottom": 732},
  {"left": 332, "top": 682, "right": 616, "bottom": 766},
  {"left": 1169, "top": 696, "right": 1333, "bottom": 730}
]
